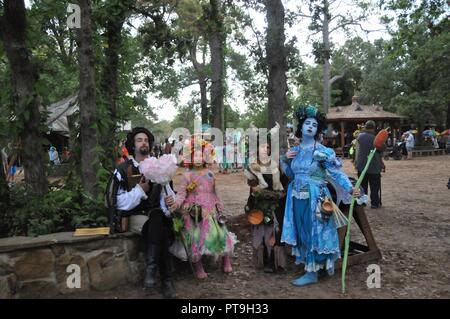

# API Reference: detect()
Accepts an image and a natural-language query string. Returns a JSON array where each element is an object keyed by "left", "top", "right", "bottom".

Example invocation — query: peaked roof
[{"left": 327, "top": 99, "right": 404, "bottom": 122}]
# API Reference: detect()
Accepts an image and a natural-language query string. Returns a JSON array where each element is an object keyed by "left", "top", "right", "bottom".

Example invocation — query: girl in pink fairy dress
[{"left": 173, "top": 138, "right": 237, "bottom": 279}]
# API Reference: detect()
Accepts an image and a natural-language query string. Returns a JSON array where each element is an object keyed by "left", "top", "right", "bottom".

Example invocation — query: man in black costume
[{"left": 105, "top": 127, "right": 177, "bottom": 298}]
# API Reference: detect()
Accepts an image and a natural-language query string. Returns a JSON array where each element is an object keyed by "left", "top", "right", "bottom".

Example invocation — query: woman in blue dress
[{"left": 280, "top": 105, "right": 360, "bottom": 286}]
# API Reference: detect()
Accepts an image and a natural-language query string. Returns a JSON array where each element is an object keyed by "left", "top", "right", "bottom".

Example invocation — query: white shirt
[
  {"left": 405, "top": 133, "right": 414, "bottom": 148},
  {"left": 114, "top": 157, "right": 175, "bottom": 216}
]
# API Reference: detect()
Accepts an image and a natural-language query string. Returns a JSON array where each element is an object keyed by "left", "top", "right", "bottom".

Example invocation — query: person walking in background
[
  {"left": 174, "top": 135, "right": 184, "bottom": 155},
  {"left": 6, "top": 153, "right": 18, "bottom": 185},
  {"left": 48, "top": 146, "right": 60, "bottom": 165},
  {"left": 61, "top": 147, "right": 72, "bottom": 163},
  {"left": 164, "top": 138, "right": 172, "bottom": 154},
  {"left": 405, "top": 131, "right": 415, "bottom": 160},
  {"left": 355, "top": 120, "right": 384, "bottom": 209},
  {"left": 220, "top": 139, "right": 231, "bottom": 174}
]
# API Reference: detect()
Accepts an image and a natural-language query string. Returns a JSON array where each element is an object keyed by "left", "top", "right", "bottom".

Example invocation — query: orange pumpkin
[{"left": 248, "top": 209, "right": 264, "bottom": 225}]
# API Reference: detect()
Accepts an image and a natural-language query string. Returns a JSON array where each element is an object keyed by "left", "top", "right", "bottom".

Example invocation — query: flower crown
[{"left": 182, "top": 137, "right": 216, "bottom": 166}]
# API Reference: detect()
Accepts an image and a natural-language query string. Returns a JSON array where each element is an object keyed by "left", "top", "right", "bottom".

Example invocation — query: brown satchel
[{"left": 120, "top": 165, "right": 144, "bottom": 232}]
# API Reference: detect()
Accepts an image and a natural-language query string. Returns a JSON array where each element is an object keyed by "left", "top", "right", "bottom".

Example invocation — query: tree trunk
[
  {"left": 200, "top": 80, "right": 208, "bottom": 124},
  {"left": 322, "top": 0, "right": 331, "bottom": 114},
  {"left": 265, "top": 0, "right": 288, "bottom": 153},
  {"left": 189, "top": 39, "right": 209, "bottom": 124},
  {"left": 76, "top": 0, "right": 99, "bottom": 198},
  {"left": 0, "top": 150, "right": 9, "bottom": 205},
  {"left": 100, "top": 10, "right": 127, "bottom": 169},
  {"left": 208, "top": 0, "right": 225, "bottom": 131},
  {"left": 0, "top": 0, "right": 48, "bottom": 195},
  {"left": 446, "top": 100, "right": 450, "bottom": 129},
  {"left": 0, "top": 150, "right": 9, "bottom": 237}
]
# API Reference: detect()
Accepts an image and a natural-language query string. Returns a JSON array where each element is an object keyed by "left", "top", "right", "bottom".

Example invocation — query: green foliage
[
  {"left": 227, "top": 48, "right": 266, "bottom": 117},
  {"left": 2, "top": 0, "right": 450, "bottom": 238},
  {"left": 171, "top": 97, "right": 200, "bottom": 133},
  {"left": 152, "top": 120, "right": 174, "bottom": 142},
  {"left": 28, "top": 0, "right": 79, "bottom": 105},
  {"left": 286, "top": 37, "right": 307, "bottom": 88},
  {"left": 224, "top": 103, "right": 241, "bottom": 128},
  {"left": 237, "top": 104, "right": 268, "bottom": 129},
  {"left": 291, "top": 64, "right": 323, "bottom": 110},
  {"left": 371, "top": 0, "right": 450, "bottom": 126},
  {"left": 1, "top": 180, "right": 107, "bottom": 238}
]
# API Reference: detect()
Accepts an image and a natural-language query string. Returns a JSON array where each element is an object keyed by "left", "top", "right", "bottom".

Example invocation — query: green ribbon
[{"left": 341, "top": 148, "right": 376, "bottom": 294}]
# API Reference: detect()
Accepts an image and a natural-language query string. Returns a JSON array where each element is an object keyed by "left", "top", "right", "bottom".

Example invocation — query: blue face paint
[{"left": 302, "top": 117, "right": 318, "bottom": 139}]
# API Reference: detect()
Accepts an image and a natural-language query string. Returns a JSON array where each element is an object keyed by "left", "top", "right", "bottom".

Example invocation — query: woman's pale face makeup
[{"left": 302, "top": 118, "right": 318, "bottom": 138}]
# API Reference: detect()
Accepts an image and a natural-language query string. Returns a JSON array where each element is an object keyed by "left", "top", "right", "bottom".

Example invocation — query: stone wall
[{"left": 0, "top": 232, "right": 146, "bottom": 298}]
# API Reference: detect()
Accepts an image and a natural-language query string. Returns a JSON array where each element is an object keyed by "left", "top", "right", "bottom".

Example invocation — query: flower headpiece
[
  {"left": 294, "top": 105, "right": 326, "bottom": 122},
  {"left": 182, "top": 137, "right": 216, "bottom": 168}
]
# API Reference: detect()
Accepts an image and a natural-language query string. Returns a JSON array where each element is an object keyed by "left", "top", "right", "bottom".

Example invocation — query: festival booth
[
  {"left": 43, "top": 94, "right": 79, "bottom": 154},
  {"left": 326, "top": 96, "right": 404, "bottom": 156},
  {"left": 44, "top": 94, "right": 131, "bottom": 153}
]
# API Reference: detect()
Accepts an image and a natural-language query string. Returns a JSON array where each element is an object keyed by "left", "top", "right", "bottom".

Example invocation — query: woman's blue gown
[{"left": 280, "top": 143, "right": 353, "bottom": 275}]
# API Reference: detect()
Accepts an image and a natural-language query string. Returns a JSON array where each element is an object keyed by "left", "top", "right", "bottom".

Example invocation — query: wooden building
[{"left": 326, "top": 96, "right": 404, "bottom": 150}]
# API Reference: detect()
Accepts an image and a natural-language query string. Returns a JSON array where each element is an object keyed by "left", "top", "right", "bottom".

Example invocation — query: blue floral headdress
[
  {"left": 294, "top": 105, "right": 325, "bottom": 122},
  {"left": 293, "top": 105, "right": 327, "bottom": 162}
]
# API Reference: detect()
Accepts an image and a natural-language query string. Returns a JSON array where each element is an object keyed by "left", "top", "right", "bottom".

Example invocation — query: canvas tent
[
  {"left": 45, "top": 94, "right": 79, "bottom": 137},
  {"left": 45, "top": 94, "right": 131, "bottom": 137}
]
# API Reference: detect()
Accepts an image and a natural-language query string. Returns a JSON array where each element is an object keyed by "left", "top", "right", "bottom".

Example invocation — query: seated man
[{"left": 105, "top": 127, "right": 177, "bottom": 298}]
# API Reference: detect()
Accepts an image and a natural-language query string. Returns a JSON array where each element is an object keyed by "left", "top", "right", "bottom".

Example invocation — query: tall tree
[
  {"left": 379, "top": 0, "right": 450, "bottom": 128},
  {"left": 135, "top": 0, "right": 207, "bottom": 124},
  {"left": 98, "top": 0, "right": 132, "bottom": 168},
  {"left": 188, "top": 37, "right": 209, "bottom": 124},
  {"left": 300, "top": 0, "right": 373, "bottom": 113},
  {"left": 320, "top": 0, "right": 331, "bottom": 114},
  {"left": 174, "top": 0, "right": 211, "bottom": 124},
  {"left": 265, "top": 0, "right": 287, "bottom": 153},
  {"left": 228, "top": 1, "right": 305, "bottom": 129},
  {"left": 0, "top": 0, "right": 48, "bottom": 195},
  {"left": 76, "top": 0, "right": 100, "bottom": 198},
  {"left": 208, "top": 0, "right": 226, "bottom": 131}
]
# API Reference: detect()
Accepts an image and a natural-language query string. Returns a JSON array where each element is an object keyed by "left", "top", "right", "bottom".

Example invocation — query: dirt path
[{"left": 70, "top": 155, "right": 450, "bottom": 299}]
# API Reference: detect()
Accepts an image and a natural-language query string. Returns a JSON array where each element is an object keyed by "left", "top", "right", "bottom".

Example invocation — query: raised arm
[
  {"left": 323, "top": 149, "right": 353, "bottom": 193},
  {"left": 279, "top": 145, "right": 299, "bottom": 180}
]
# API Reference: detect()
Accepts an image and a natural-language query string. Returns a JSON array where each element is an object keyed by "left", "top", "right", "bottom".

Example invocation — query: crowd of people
[{"left": 105, "top": 105, "right": 363, "bottom": 298}]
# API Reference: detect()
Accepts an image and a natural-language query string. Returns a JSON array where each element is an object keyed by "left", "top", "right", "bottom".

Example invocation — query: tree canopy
[{"left": 0, "top": 0, "right": 448, "bottom": 237}]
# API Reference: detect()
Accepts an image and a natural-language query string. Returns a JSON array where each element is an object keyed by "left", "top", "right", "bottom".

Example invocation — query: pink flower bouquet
[{"left": 139, "top": 154, "right": 178, "bottom": 193}]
